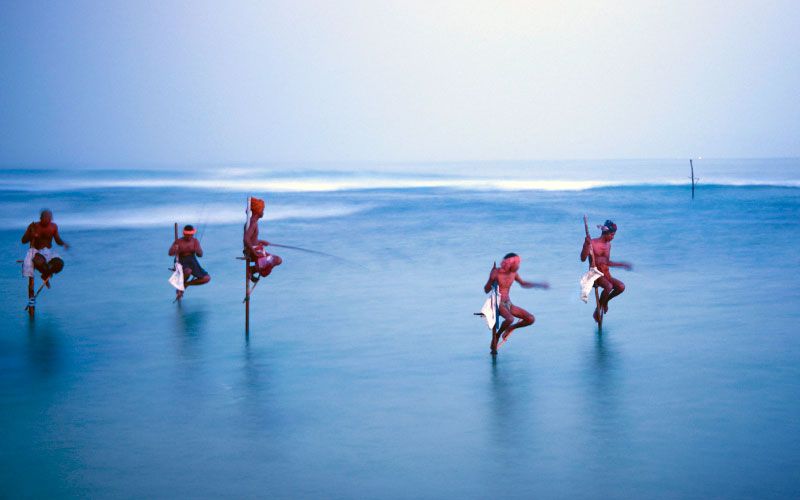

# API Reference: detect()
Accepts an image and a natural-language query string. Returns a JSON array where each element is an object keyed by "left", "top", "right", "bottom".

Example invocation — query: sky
[{"left": 1, "top": 0, "right": 798, "bottom": 168}]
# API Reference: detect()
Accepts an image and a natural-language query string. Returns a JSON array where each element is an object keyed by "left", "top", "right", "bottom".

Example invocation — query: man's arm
[
  {"left": 608, "top": 260, "right": 633, "bottom": 271},
  {"left": 484, "top": 268, "right": 498, "bottom": 293},
  {"left": 21, "top": 223, "right": 33, "bottom": 244},
  {"left": 195, "top": 240, "right": 203, "bottom": 258},
  {"left": 580, "top": 237, "right": 592, "bottom": 262},
  {"left": 515, "top": 274, "right": 550, "bottom": 289},
  {"left": 168, "top": 239, "right": 179, "bottom": 256},
  {"left": 53, "top": 225, "right": 69, "bottom": 249}
]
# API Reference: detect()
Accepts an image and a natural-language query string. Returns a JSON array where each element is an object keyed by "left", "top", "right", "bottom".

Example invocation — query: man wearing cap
[
  {"left": 580, "top": 220, "right": 632, "bottom": 322},
  {"left": 244, "top": 197, "right": 282, "bottom": 282},
  {"left": 169, "top": 224, "right": 210, "bottom": 299}
]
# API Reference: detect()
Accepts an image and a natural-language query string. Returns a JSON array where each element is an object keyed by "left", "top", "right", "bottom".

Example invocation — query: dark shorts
[{"left": 179, "top": 255, "right": 208, "bottom": 279}]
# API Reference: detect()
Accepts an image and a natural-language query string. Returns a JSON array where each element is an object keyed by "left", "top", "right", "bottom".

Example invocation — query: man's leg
[
  {"left": 185, "top": 275, "right": 211, "bottom": 286},
  {"left": 594, "top": 276, "right": 613, "bottom": 319},
  {"left": 502, "top": 305, "right": 535, "bottom": 340},
  {"left": 603, "top": 277, "right": 625, "bottom": 312},
  {"left": 184, "top": 264, "right": 210, "bottom": 287},
  {"left": 496, "top": 305, "right": 515, "bottom": 338},
  {"left": 48, "top": 257, "right": 64, "bottom": 276},
  {"left": 28, "top": 277, "right": 34, "bottom": 299},
  {"left": 257, "top": 254, "right": 282, "bottom": 279},
  {"left": 32, "top": 254, "right": 48, "bottom": 280}
]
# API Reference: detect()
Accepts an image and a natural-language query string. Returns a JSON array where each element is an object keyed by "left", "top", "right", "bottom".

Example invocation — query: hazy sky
[{"left": 1, "top": 0, "right": 798, "bottom": 167}]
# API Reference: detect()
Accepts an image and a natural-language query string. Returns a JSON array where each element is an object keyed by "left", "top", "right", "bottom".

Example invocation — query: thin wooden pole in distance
[{"left": 690, "top": 159, "right": 697, "bottom": 199}]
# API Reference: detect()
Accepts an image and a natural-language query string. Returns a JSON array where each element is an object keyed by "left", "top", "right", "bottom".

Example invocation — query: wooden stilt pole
[
  {"left": 244, "top": 195, "right": 251, "bottom": 335},
  {"left": 690, "top": 159, "right": 699, "bottom": 200},
  {"left": 27, "top": 276, "right": 35, "bottom": 317},
  {"left": 490, "top": 262, "right": 499, "bottom": 354},
  {"left": 245, "top": 257, "right": 250, "bottom": 334}
]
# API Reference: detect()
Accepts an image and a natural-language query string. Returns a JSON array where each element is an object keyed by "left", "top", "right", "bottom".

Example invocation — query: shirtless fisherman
[
  {"left": 21, "top": 209, "right": 69, "bottom": 304},
  {"left": 484, "top": 253, "right": 549, "bottom": 353},
  {"left": 580, "top": 220, "right": 632, "bottom": 322},
  {"left": 244, "top": 197, "right": 282, "bottom": 282},
  {"left": 168, "top": 224, "right": 211, "bottom": 300}
]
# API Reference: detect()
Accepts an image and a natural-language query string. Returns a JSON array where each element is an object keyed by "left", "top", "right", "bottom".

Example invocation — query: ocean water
[{"left": 1, "top": 159, "right": 799, "bottom": 498}]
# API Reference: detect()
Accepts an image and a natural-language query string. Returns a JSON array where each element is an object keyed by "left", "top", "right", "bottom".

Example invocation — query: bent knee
[
  {"left": 615, "top": 282, "right": 625, "bottom": 293},
  {"left": 274, "top": 255, "right": 283, "bottom": 266},
  {"left": 49, "top": 258, "right": 64, "bottom": 273}
]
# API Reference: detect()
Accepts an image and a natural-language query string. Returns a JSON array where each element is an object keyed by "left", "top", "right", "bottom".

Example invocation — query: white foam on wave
[
  {"left": 0, "top": 202, "right": 371, "bottom": 230},
  {"left": 0, "top": 176, "right": 685, "bottom": 192},
  {"left": 2, "top": 170, "right": 799, "bottom": 193}
]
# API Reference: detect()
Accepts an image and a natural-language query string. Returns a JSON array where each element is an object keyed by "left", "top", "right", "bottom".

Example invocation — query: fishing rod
[
  {"left": 264, "top": 242, "right": 364, "bottom": 268},
  {"left": 267, "top": 243, "right": 344, "bottom": 260}
]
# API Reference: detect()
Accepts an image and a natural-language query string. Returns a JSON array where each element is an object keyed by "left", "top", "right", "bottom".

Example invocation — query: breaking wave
[{"left": 0, "top": 202, "right": 371, "bottom": 230}]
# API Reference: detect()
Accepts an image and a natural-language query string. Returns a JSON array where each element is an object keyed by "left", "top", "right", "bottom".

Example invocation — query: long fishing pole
[
  {"left": 266, "top": 243, "right": 364, "bottom": 268},
  {"left": 196, "top": 202, "right": 209, "bottom": 242}
]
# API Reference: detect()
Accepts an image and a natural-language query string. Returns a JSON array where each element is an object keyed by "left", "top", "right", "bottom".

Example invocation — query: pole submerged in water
[
  {"left": 244, "top": 196, "right": 251, "bottom": 335},
  {"left": 690, "top": 159, "right": 696, "bottom": 200},
  {"left": 245, "top": 257, "right": 250, "bottom": 334},
  {"left": 583, "top": 215, "right": 603, "bottom": 330}
]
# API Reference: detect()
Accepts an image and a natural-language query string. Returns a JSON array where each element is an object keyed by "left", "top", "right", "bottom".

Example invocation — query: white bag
[
  {"left": 580, "top": 267, "right": 604, "bottom": 303},
  {"left": 168, "top": 262, "right": 185, "bottom": 291},
  {"left": 479, "top": 287, "right": 500, "bottom": 330}
]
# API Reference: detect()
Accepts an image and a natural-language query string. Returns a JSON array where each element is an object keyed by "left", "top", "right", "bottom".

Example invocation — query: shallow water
[{"left": 1, "top": 163, "right": 799, "bottom": 498}]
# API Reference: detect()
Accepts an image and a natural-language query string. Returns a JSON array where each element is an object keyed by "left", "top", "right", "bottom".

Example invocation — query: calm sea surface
[{"left": 1, "top": 160, "right": 799, "bottom": 498}]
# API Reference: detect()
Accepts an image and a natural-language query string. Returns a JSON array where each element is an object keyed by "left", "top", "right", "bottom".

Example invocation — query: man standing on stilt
[
  {"left": 21, "top": 209, "right": 69, "bottom": 309},
  {"left": 244, "top": 197, "right": 282, "bottom": 283},
  {"left": 580, "top": 220, "right": 632, "bottom": 323}
]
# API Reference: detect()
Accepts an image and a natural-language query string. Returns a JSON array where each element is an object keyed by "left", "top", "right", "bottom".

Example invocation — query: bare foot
[
  {"left": 497, "top": 328, "right": 515, "bottom": 348},
  {"left": 593, "top": 308, "right": 601, "bottom": 323},
  {"left": 175, "top": 290, "right": 184, "bottom": 301},
  {"left": 602, "top": 302, "right": 609, "bottom": 314}
]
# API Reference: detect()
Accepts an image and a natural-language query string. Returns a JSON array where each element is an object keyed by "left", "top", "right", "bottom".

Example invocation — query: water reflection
[
  {"left": 487, "top": 356, "right": 535, "bottom": 448},
  {"left": 25, "top": 318, "right": 62, "bottom": 379},
  {"left": 239, "top": 337, "right": 276, "bottom": 429},
  {"left": 173, "top": 305, "right": 207, "bottom": 360},
  {"left": 581, "top": 331, "right": 628, "bottom": 454}
]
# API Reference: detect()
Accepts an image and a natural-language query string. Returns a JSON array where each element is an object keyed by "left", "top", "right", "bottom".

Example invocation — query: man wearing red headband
[
  {"left": 483, "top": 253, "right": 549, "bottom": 352},
  {"left": 244, "top": 197, "right": 282, "bottom": 282},
  {"left": 168, "top": 224, "right": 211, "bottom": 300},
  {"left": 581, "top": 220, "right": 632, "bottom": 322}
]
